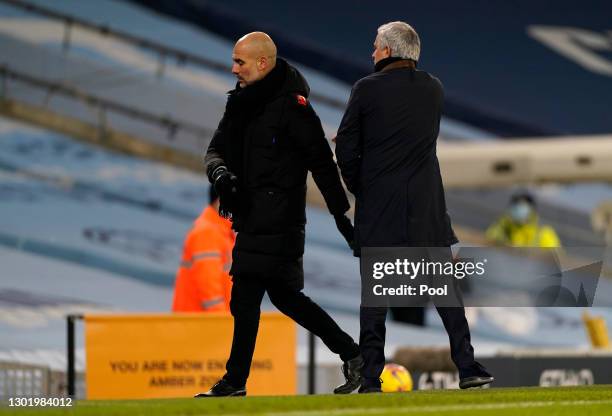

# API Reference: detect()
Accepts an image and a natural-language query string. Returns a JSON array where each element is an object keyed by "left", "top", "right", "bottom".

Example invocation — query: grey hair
[{"left": 376, "top": 21, "right": 420, "bottom": 62}]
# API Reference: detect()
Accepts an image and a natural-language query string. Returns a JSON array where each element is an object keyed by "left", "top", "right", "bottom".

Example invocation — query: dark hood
[{"left": 279, "top": 58, "right": 310, "bottom": 98}]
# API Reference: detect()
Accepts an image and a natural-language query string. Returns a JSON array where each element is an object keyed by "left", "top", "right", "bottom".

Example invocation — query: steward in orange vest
[{"left": 172, "top": 188, "right": 235, "bottom": 312}]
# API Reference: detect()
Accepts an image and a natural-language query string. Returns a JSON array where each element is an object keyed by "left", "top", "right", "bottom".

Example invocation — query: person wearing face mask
[{"left": 486, "top": 191, "right": 561, "bottom": 248}]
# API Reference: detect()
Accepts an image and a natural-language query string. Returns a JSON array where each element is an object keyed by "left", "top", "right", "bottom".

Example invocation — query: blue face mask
[{"left": 509, "top": 202, "right": 532, "bottom": 223}]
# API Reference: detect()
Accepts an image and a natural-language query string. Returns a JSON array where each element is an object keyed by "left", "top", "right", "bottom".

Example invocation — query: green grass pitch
[{"left": 3, "top": 386, "right": 612, "bottom": 416}]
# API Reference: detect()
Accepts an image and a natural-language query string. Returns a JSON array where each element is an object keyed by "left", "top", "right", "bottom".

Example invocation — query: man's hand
[
  {"left": 213, "top": 169, "right": 238, "bottom": 196},
  {"left": 212, "top": 167, "right": 240, "bottom": 218},
  {"left": 334, "top": 214, "right": 356, "bottom": 251}
]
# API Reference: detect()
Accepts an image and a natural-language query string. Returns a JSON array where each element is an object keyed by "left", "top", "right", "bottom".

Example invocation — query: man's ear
[
  {"left": 257, "top": 56, "right": 267, "bottom": 71},
  {"left": 384, "top": 46, "right": 392, "bottom": 58}
]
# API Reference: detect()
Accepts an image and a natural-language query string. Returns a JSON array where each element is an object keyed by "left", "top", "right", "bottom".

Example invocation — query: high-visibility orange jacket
[{"left": 172, "top": 205, "right": 235, "bottom": 312}]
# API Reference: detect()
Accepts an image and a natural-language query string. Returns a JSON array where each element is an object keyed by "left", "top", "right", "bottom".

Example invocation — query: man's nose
[{"left": 231, "top": 64, "right": 239, "bottom": 74}]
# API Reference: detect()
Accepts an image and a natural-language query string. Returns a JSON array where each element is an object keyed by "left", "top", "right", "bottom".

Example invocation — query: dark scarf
[
  {"left": 224, "top": 59, "right": 287, "bottom": 183},
  {"left": 374, "top": 56, "right": 416, "bottom": 72}
]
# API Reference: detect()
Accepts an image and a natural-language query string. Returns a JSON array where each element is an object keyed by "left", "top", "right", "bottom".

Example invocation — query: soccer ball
[{"left": 380, "top": 363, "right": 413, "bottom": 392}]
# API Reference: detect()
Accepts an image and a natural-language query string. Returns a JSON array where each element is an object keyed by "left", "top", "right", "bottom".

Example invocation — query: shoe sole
[
  {"left": 194, "top": 389, "right": 246, "bottom": 398},
  {"left": 358, "top": 388, "right": 382, "bottom": 394},
  {"left": 459, "top": 377, "right": 494, "bottom": 389}
]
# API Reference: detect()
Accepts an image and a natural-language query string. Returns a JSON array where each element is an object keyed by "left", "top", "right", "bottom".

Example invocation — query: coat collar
[{"left": 380, "top": 59, "right": 417, "bottom": 73}]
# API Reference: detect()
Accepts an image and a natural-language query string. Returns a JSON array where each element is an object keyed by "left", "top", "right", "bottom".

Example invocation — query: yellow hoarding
[{"left": 85, "top": 312, "right": 295, "bottom": 399}]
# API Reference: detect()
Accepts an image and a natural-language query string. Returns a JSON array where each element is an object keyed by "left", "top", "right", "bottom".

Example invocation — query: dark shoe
[
  {"left": 358, "top": 385, "right": 382, "bottom": 393},
  {"left": 359, "top": 377, "right": 382, "bottom": 393},
  {"left": 194, "top": 379, "right": 246, "bottom": 397},
  {"left": 333, "top": 354, "right": 364, "bottom": 394},
  {"left": 459, "top": 375, "right": 494, "bottom": 389}
]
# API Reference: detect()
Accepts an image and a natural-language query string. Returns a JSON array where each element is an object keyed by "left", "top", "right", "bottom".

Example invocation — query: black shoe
[
  {"left": 194, "top": 379, "right": 246, "bottom": 397},
  {"left": 459, "top": 375, "right": 494, "bottom": 389},
  {"left": 358, "top": 385, "right": 382, "bottom": 393},
  {"left": 358, "top": 377, "right": 382, "bottom": 394},
  {"left": 333, "top": 354, "right": 364, "bottom": 394}
]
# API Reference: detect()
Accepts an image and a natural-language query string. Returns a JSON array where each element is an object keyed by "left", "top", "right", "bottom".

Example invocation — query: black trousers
[
  {"left": 360, "top": 306, "right": 487, "bottom": 387},
  {"left": 224, "top": 271, "right": 360, "bottom": 387}
]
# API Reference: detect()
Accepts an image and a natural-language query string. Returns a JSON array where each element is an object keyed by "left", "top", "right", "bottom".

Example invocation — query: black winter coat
[
  {"left": 205, "top": 58, "right": 349, "bottom": 274},
  {"left": 335, "top": 60, "right": 458, "bottom": 248}
]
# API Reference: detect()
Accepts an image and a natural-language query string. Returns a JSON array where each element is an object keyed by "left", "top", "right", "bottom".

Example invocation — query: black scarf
[{"left": 224, "top": 59, "right": 287, "bottom": 182}]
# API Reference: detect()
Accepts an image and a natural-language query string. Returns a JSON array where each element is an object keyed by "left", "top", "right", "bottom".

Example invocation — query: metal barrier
[{"left": 0, "top": 361, "right": 49, "bottom": 398}]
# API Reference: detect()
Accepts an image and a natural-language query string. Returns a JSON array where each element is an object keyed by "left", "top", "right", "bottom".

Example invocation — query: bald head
[
  {"left": 236, "top": 32, "right": 277, "bottom": 61},
  {"left": 232, "top": 32, "right": 278, "bottom": 87}
]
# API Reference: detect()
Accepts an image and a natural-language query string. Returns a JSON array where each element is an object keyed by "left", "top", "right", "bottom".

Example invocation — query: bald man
[{"left": 199, "top": 32, "right": 363, "bottom": 397}]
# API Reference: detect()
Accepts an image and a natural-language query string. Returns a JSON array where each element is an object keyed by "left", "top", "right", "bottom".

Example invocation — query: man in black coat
[
  {"left": 197, "top": 32, "right": 363, "bottom": 397},
  {"left": 335, "top": 21, "right": 493, "bottom": 392}
]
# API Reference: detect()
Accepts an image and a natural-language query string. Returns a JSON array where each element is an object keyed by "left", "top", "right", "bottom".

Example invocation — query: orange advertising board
[{"left": 84, "top": 312, "right": 295, "bottom": 399}]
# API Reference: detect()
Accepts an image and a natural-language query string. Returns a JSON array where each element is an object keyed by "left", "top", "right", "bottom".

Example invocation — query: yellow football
[{"left": 380, "top": 363, "right": 413, "bottom": 392}]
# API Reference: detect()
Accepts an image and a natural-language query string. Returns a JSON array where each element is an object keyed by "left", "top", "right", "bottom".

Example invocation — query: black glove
[
  {"left": 334, "top": 214, "right": 356, "bottom": 251},
  {"left": 211, "top": 167, "right": 240, "bottom": 219}
]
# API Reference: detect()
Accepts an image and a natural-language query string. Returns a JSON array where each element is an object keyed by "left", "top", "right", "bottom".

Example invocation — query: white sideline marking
[{"left": 229, "top": 399, "right": 612, "bottom": 416}]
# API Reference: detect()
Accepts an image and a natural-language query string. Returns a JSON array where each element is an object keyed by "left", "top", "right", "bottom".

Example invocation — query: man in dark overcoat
[{"left": 335, "top": 21, "right": 493, "bottom": 392}]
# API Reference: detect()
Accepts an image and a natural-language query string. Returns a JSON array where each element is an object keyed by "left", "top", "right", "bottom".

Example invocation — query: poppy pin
[{"left": 296, "top": 95, "right": 307, "bottom": 106}]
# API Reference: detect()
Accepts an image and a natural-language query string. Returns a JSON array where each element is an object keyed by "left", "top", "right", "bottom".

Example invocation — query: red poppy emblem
[{"left": 296, "top": 95, "right": 307, "bottom": 106}]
